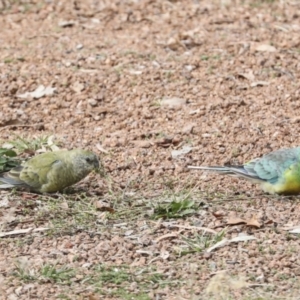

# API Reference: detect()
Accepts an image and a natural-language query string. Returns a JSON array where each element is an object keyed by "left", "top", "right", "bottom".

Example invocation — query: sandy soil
[{"left": 1, "top": 0, "right": 300, "bottom": 299}]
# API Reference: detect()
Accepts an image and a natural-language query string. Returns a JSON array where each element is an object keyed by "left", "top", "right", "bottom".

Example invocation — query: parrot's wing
[
  {"left": 244, "top": 147, "right": 300, "bottom": 184},
  {"left": 19, "top": 154, "right": 63, "bottom": 189},
  {"left": 0, "top": 153, "right": 63, "bottom": 190}
]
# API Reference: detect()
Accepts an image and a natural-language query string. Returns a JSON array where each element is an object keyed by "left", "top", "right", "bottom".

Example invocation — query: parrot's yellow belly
[{"left": 261, "top": 169, "right": 300, "bottom": 195}]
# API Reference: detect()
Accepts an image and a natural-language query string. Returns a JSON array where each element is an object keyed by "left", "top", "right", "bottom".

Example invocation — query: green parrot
[
  {"left": 0, "top": 149, "right": 101, "bottom": 193},
  {"left": 188, "top": 147, "right": 300, "bottom": 195}
]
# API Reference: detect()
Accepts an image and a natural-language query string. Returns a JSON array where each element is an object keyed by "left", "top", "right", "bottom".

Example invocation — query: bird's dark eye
[{"left": 86, "top": 157, "right": 91, "bottom": 163}]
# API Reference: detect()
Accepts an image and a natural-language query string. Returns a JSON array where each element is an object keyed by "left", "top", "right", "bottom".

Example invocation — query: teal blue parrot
[{"left": 188, "top": 147, "right": 300, "bottom": 195}]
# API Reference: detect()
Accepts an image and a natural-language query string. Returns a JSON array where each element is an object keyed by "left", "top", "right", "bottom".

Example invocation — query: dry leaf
[
  {"left": 227, "top": 217, "right": 247, "bottom": 225},
  {"left": 255, "top": 44, "right": 277, "bottom": 52},
  {"left": 246, "top": 216, "right": 261, "bottom": 228},
  {"left": 238, "top": 71, "right": 255, "bottom": 81},
  {"left": 207, "top": 233, "right": 257, "bottom": 253},
  {"left": 155, "top": 233, "right": 179, "bottom": 243},
  {"left": 155, "top": 137, "right": 173, "bottom": 147},
  {"left": 230, "top": 234, "right": 257, "bottom": 243},
  {"left": 72, "top": 81, "right": 85, "bottom": 93},
  {"left": 17, "top": 85, "right": 56, "bottom": 99},
  {"left": 59, "top": 20, "right": 76, "bottom": 27},
  {"left": 132, "top": 140, "right": 152, "bottom": 148},
  {"left": 207, "top": 239, "right": 229, "bottom": 252},
  {"left": 161, "top": 97, "right": 186, "bottom": 107},
  {"left": 171, "top": 145, "right": 192, "bottom": 159},
  {"left": 60, "top": 201, "right": 69, "bottom": 210},
  {"left": 250, "top": 81, "right": 269, "bottom": 87},
  {"left": 288, "top": 228, "right": 300, "bottom": 233},
  {"left": 95, "top": 143, "right": 109, "bottom": 154},
  {"left": 212, "top": 211, "right": 225, "bottom": 218},
  {"left": 94, "top": 201, "right": 115, "bottom": 213},
  {"left": 160, "top": 250, "right": 170, "bottom": 260}
]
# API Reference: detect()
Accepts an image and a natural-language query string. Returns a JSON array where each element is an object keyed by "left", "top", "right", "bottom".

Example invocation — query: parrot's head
[{"left": 72, "top": 149, "right": 102, "bottom": 177}]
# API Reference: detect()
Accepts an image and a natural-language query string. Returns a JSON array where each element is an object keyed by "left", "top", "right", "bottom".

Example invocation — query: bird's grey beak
[
  {"left": 98, "top": 167, "right": 106, "bottom": 177},
  {"left": 94, "top": 159, "right": 106, "bottom": 177},
  {"left": 94, "top": 159, "right": 100, "bottom": 170}
]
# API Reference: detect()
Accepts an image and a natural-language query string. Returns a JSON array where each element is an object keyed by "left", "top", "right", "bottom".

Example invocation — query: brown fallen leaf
[
  {"left": 246, "top": 216, "right": 261, "bottom": 228},
  {"left": 255, "top": 44, "right": 277, "bottom": 52},
  {"left": 155, "top": 137, "right": 173, "bottom": 147},
  {"left": 264, "top": 219, "right": 274, "bottom": 225},
  {"left": 94, "top": 201, "right": 115, "bottom": 213},
  {"left": 237, "top": 71, "right": 255, "bottom": 81},
  {"left": 250, "top": 81, "right": 269, "bottom": 87},
  {"left": 60, "top": 201, "right": 69, "bottom": 210},
  {"left": 132, "top": 140, "right": 153, "bottom": 148},
  {"left": 227, "top": 217, "right": 247, "bottom": 225},
  {"left": 212, "top": 211, "right": 226, "bottom": 218}
]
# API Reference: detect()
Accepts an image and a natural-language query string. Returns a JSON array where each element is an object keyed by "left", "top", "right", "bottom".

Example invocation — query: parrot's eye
[{"left": 85, "top": 157, "right": 91, "bottom": 163}]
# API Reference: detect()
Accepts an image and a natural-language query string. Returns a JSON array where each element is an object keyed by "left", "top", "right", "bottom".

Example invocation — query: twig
[
  {"left": 0, "top": 123, "right": 45, "bottom": 131},
  {"left": 166, "top": 224, "right": 217, "bottom": 234},
  {"left": 0, "top": 227, "right": 49, "bottom": 237}
]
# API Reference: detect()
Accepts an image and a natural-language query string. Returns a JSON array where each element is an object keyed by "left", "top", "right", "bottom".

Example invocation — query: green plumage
[{"left": 0, "top": 149, "right": 101, "bottom": 193}]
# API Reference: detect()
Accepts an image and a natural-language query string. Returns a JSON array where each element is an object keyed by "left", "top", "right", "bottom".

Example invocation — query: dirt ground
[{"left": 1, "top": 0, "right": 300, "bottom": 299}]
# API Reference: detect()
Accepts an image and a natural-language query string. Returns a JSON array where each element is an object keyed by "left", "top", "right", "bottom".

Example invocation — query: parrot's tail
[
  {"left": 0, "top": 167, "right": 26, "bottom": 188},
  {"left": 187, "top": 165, "right": 264, "bottom": 183},
  {"left": 187, "top": 165, "right": 233, "bottom": 174},
  {"left": 0, "top": 182, "right": 15, "bottom": 188}
]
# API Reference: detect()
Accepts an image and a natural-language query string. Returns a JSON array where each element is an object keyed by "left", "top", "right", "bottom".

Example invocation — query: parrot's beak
[
  {"left": 94, "top": 159, "right": 106, "bottom": 177},
  {"left": 97, "top": 167, "right": 106, "bottom": 177},
  {"left": 94, "top": 159, "right": 100, "bottom": 170}
]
